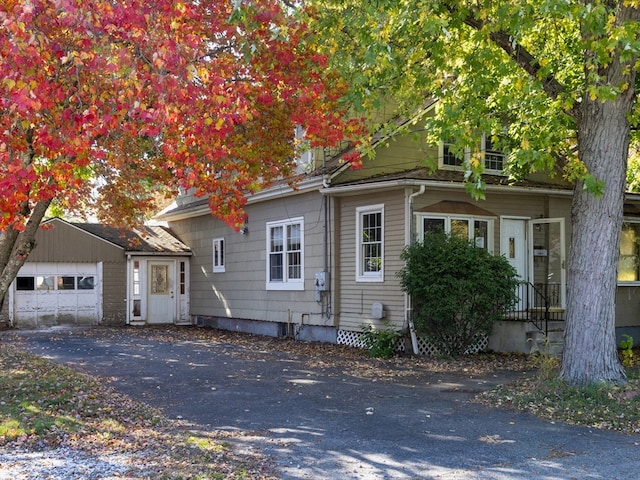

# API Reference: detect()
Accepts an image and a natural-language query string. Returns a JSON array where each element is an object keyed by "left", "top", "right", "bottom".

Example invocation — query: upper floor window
[
  {"left": 213, "top": 238, "right": 225, "bottom": 273},
  {"left": 420, "top": 215, "right": 492, "bottom": 250},
  {"left": 356, "top": 205, "right": 384, "bottom": 282},
  {"left": 438, "top": 134, "right": 505, "bottom": 174},
  {"left": 266, "top": 217, "right": 304, "bottom": 290},
  {"left": 483, "top": 135, "right": 505, "bottom": 172},
  {"left": 441, "top": 140, "right": 464, "bottom": 168}
]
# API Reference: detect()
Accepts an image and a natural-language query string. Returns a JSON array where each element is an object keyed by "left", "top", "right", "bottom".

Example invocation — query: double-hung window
[
  {"left": 438, "top": 135, "right": 505, "bottom": 174},
  {"left": 440, "top": 139, "right": 464, "bottom": 168},
  {"left": 266, "top": 217, "right": 304, "bottom": 290},
  {"left": 483, "top": 135, "right": 505, "bottom": 173},
  {"left": 420, "top": 215, "right": 492, "bottom": 250},
  {"left": 619, "top": 221, "right": 640, "bottom": 282},
  {"left": 213, "top": 238, "right": 225, "bottom": 273},
  {"left": 356, "top": 205, "right": 384, "bottom": 282}
]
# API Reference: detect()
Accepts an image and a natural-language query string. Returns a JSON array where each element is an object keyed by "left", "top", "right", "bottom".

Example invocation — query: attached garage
[
  {"left": 6, "top": 218, "right": 191, "bottom": 328},
  {"left": 12, "top": 262, "right": 101, "bottom": 326}
]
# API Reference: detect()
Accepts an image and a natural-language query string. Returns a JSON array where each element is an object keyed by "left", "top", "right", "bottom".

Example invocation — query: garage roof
[{"left": 45, "top": 219, "right": 192, "bottom": 254}]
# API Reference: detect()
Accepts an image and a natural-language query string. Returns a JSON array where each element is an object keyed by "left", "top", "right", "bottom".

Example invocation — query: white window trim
[
  {"left": 356, "top": 204, "right": 384, "bottom": 282},
  {"left": 266, "top": 217, "right": 305, "bottom": 291},
  {"left": 438, "top": 140, "right": 468, "bottom": 171},
  {"left": 618, "top": 219, "right": 640, "bottom": 285},
  {"left": 438, "top": 135, "right": 506, "bottom": 175},
  {"left": 212, "top": 238, "right": 225, "bottom": 273},
  {"left": 417, "top": 214, "right": 494, "bottom": 250},
  {"left": 482, "top": 133, "right": 507, "bottom": 175}
]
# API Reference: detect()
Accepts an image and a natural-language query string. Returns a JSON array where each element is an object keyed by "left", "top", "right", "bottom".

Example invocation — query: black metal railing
[{"left": 507, "top": 281, "right": 565, "bottom": 335}]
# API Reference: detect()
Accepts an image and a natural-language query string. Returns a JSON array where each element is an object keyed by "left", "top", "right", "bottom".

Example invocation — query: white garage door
[{"left": 12, "top": 262, "right": 100, "bottom": 327}]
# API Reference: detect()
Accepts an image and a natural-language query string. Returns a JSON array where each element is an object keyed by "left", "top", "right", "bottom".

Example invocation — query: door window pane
[{"left": 150, "top": 265, "right": 168, "bottom": 294}]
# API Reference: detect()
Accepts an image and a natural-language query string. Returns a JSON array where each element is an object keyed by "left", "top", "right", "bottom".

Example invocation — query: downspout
[{"left": 406, "top": 185, "right": 426, "bottom": 354}]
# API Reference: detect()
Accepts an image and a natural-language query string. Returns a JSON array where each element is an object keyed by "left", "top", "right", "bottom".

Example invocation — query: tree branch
[{"left": 461, "top": 15, "right": 566, "bottom": 104}]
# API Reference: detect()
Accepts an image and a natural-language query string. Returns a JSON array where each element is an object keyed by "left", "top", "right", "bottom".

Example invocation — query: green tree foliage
[
  {"left": 309, "top": 0, "right": 640, "bottom": 385},
  {"left": 628, "top": 146, "right": 640, "bottom": 192},
  {"left": 399, "top": 232, "right": 518, "bottom": 357}
]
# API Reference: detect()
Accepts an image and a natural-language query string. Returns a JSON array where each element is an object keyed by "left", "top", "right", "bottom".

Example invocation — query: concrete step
[{"left": 526, "top": 329, "right": 564, "bottom": 357}]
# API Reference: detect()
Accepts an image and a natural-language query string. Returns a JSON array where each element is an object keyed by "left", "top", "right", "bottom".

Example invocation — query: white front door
[
  {"left": 501, "top": 218, "right": 527, "bottom": 311},
  {"left": 147, "top": 261, "right": 176, "bottom": 324}
]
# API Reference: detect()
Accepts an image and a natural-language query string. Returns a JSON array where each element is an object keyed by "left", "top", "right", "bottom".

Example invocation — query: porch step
[{"left": 526, "top": 329, "right": 564, "bottom": 358}]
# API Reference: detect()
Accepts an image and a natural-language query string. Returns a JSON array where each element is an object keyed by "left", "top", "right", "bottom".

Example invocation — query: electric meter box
[{"left": 314, "top": 271, "right": 329, "bottom": 291}]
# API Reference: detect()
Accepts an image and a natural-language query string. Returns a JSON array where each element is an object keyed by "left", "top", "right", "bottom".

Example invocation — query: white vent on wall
[{"left": 371, "top": 302, "right": 385, "bottom": 320}]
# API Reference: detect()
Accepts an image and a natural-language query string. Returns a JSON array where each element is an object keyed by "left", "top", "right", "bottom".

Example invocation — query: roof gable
[
  {"left": 417, "top": 200, "right": 497, "bottom": 217},
  {"left": 43, "top": 218, "right": 190, "bottom": 254}
]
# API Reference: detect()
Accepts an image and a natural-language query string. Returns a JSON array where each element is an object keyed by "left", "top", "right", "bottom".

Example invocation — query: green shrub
[
  {"left": 620, "top": 334, "right": 634, "bottom": 368},
  {"left": 360, "top": 323, "right": 402, "bottom": 358},
  {"left": 398, "top": 231, "right": 519, "bottom": 356}
]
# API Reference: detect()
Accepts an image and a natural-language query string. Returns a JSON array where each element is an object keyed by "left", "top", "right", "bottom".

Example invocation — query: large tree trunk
[
  {"left": 561, "top": 94, "right": 632, "bottom": 384},
  {"left": 560, "top": 3, "right": 640, "bottom": 385},
  {"left": 0, "top": 199, "right": 52, "bottom": 321}
]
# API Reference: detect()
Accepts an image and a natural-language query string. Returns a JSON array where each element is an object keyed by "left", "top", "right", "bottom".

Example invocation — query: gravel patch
[{"left": 0, "top": 447, "right": 146, "bottom": 480}]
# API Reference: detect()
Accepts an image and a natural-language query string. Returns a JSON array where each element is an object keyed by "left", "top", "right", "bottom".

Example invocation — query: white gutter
[
  {"left": 157, "top": 176, "right": 328, "bottom": 222},
  {"left": 321, "top": 178, "right": 573, "bottom": 197}
]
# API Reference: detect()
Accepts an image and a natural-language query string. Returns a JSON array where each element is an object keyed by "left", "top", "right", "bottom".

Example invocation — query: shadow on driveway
[{"left": 4, "top": 326, "right": 640, "bottom": 480}]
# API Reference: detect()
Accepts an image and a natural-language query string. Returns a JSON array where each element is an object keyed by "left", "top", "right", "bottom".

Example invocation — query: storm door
[{"left": 529, "top": 218, "right": 566, "bottom": 310}]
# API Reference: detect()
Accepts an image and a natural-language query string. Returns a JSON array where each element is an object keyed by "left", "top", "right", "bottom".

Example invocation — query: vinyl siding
[
  {"left": 335, "top": 190, "right": 407, "bottom": 332},
  {"left": 168, "top": 190, "right": 335, "bottom": 327},
  {"left": 28, "top": 220, "right": 124, "bottom": 263},
  {"left": 25, "top": 219, "right": 126, "bottom": 324},
  {"left": 333, "top": 186, "right": 578, "bottom": 333},
  {"left": 101, "top": 262, "right": 126, "bottom": 324},
  {"left": 337, "top": 134, "right": 438, "bottom": 184}
]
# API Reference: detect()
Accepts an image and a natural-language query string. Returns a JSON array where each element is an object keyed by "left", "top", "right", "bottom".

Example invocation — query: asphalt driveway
[{"left": 4, "top": 326, "right": 640, "bottom": 479}]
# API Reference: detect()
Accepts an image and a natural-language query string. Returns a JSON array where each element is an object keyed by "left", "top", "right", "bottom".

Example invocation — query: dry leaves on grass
[
  {"left": 478, "top": 365, "right": 640, "bottom": 435},
  {"left": 72, "top": 325, "right": 535, "bottom": 380},
  {"left": 0, "top": 342, "right": 277, "bottom": 479}
]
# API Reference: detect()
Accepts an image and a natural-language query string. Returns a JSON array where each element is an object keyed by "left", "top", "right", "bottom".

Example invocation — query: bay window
[{"left": 420, "top": 215, "right": 492, "bottom": 250}]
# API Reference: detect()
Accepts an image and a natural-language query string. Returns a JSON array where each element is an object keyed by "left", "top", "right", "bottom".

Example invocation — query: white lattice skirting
[{"left": 337, "top": 329, "right": 488, "bottom": 356}]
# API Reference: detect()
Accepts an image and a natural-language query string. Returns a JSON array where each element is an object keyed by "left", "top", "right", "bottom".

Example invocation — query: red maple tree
[{"left": 0, "top": 0, "right": 363, "bottom": 308}]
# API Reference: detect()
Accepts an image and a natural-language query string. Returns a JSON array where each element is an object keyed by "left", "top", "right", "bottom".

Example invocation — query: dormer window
[
  {"left": 483, "top": 135, "right": 505, "bottom": 172},
  {"left": 441, "top": 140, "right": 464, "bottom": 168},
  {"left": 438, "top": 135, "right": 505, "bottom": 174}
]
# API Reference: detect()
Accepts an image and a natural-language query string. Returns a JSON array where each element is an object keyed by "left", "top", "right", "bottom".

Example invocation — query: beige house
[
  {"left": 4, "top": 218, "right": 191, "bottom": 328},
  {"left": 158, "top": 129, "right": 640, "bottom": 354}
]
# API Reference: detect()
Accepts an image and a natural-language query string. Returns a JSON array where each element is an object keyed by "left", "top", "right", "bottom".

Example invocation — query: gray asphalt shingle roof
[{"left": 70, "top": 222, "right": 191, "bottom": 254}]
